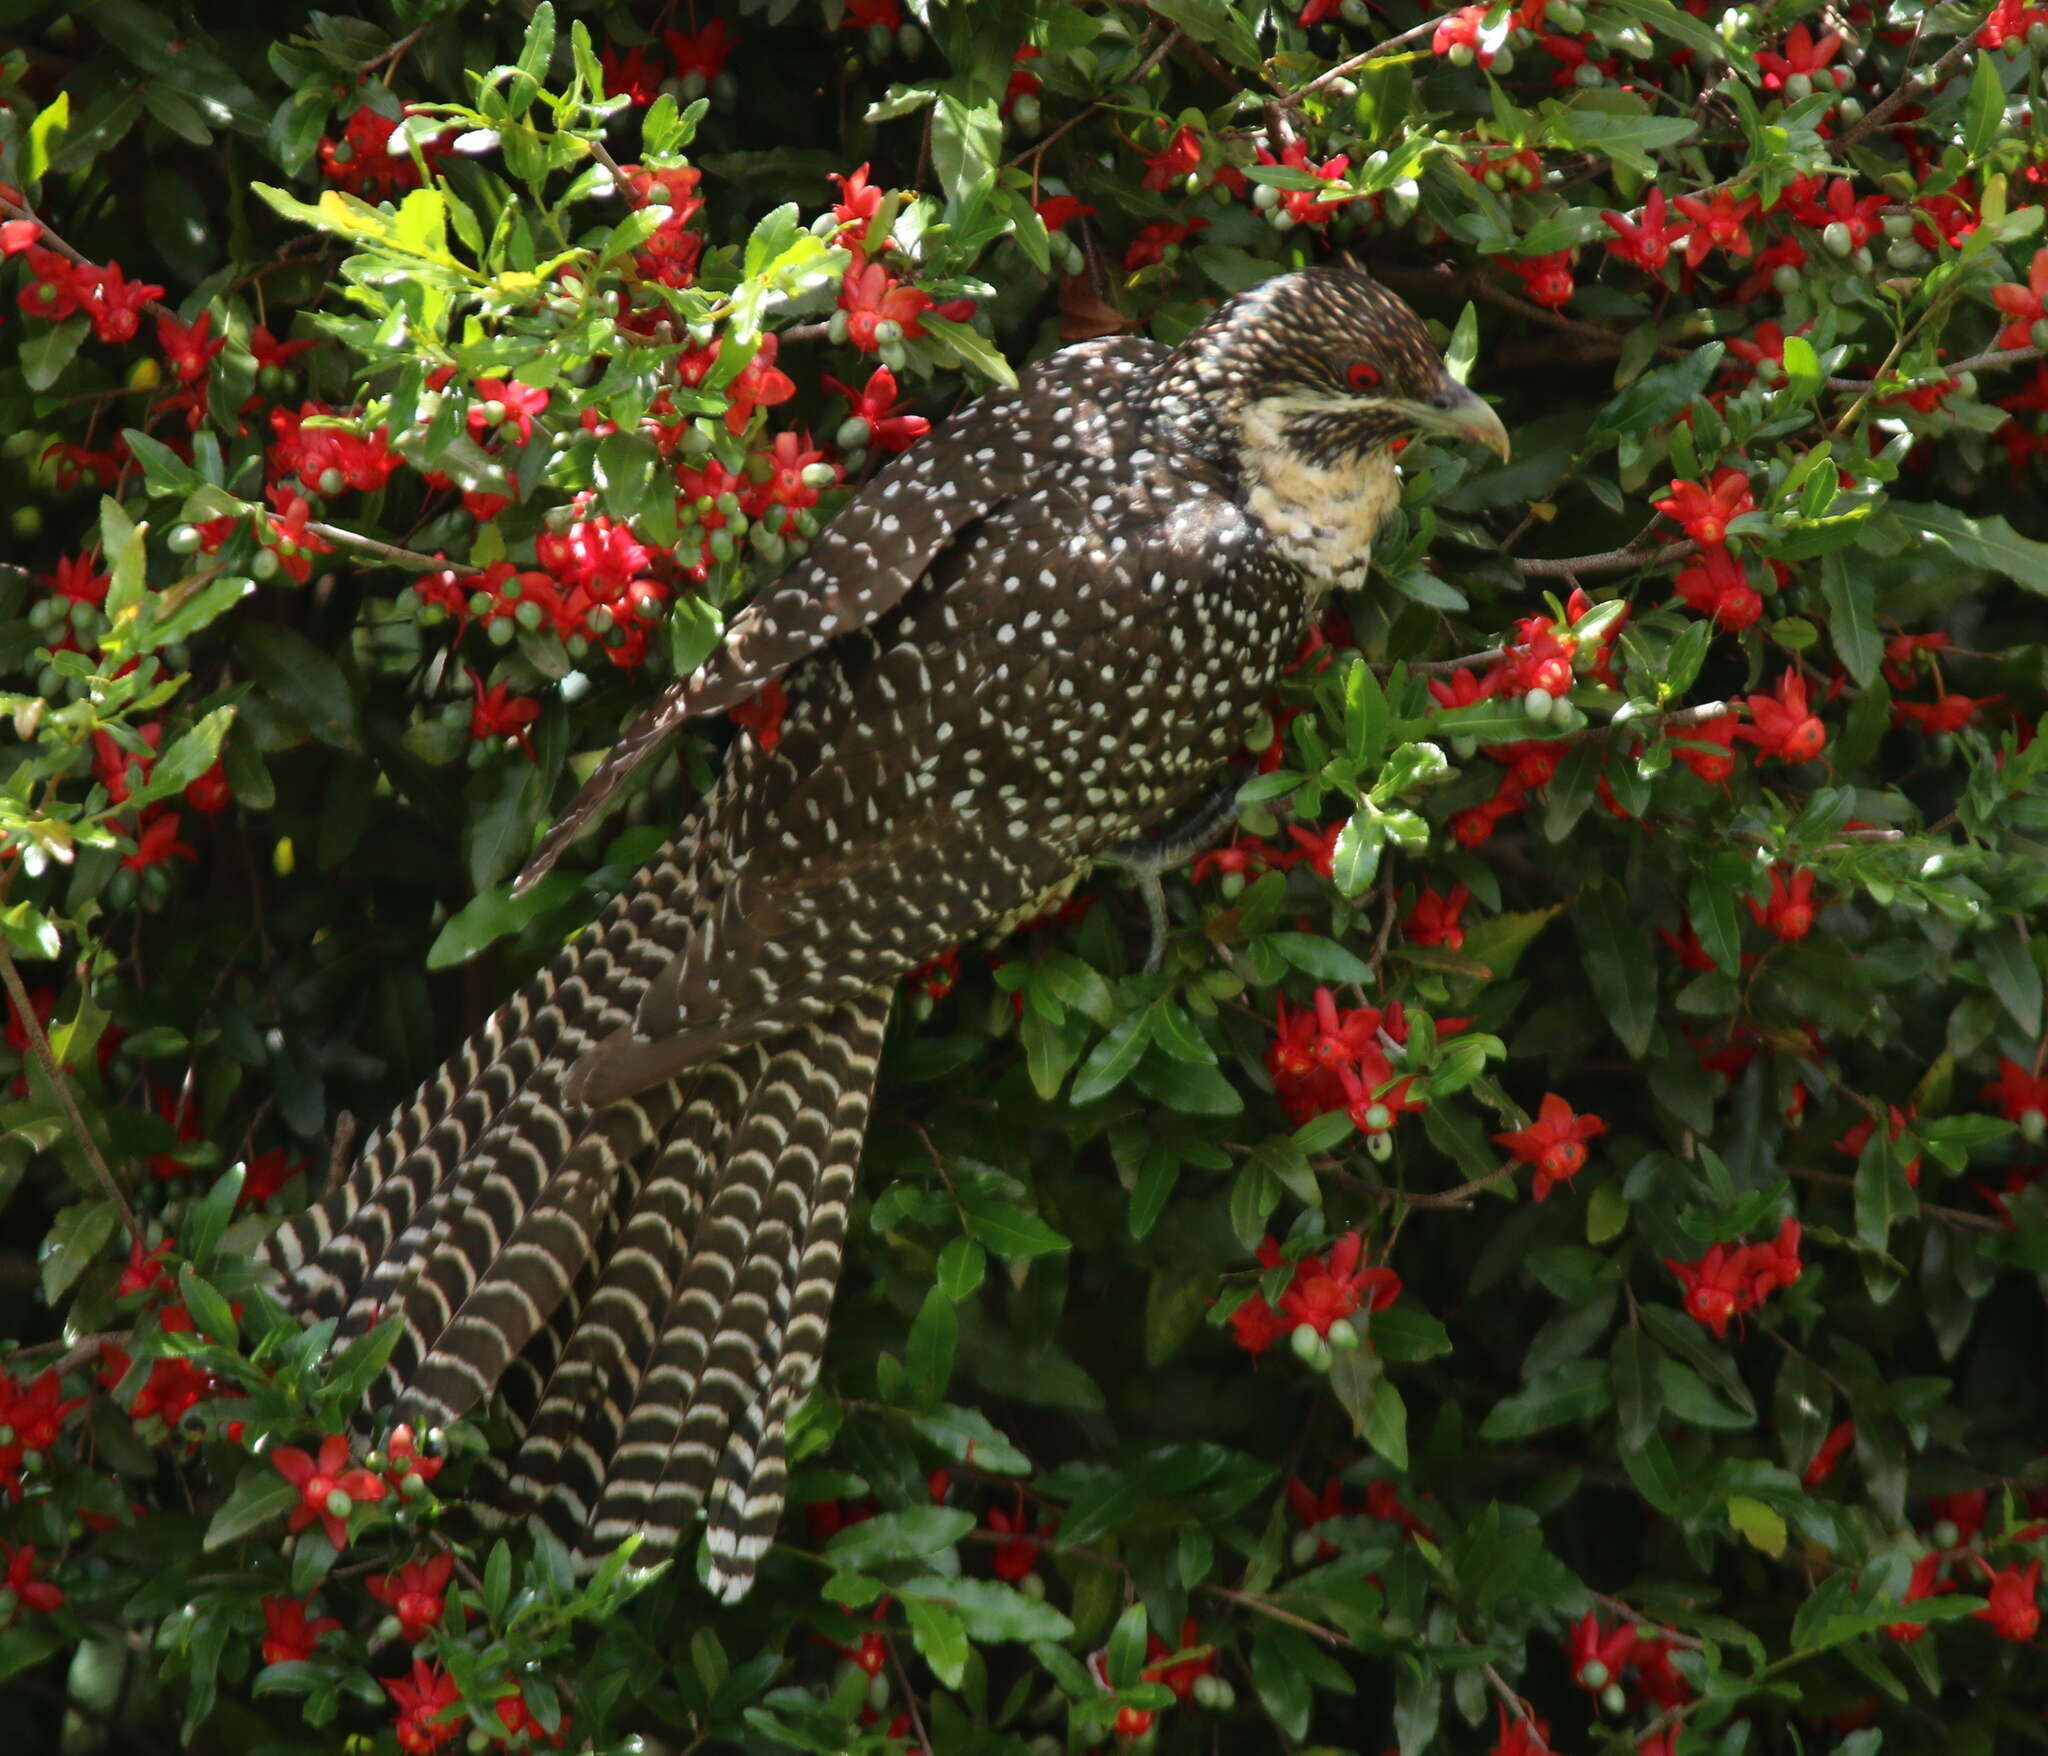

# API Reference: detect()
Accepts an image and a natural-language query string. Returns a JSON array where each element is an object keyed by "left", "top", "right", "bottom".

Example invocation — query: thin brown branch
[
  {"left": 1281, "top": 17, "right": 1443, "bottom": 105},
  {"left": 1837, "top": 21, "right": 1988, "bottom": 150},
  {"left": 1004, "top": 29, "right": 1183, "bottom": 172},
  {"left": 1516, "top": 537, "right": 1697, "bottom": 580},
  {"left": 0, "top": 192, "right": 178, "bottom": 326},
  {"left": 0, "top": 940, "right": 145, "bottom": 1251},
  {"left": 304, "top": 521, "right": 449, "bottom": 572},
  {"left": 1786, "top": 1164, "right": 2004, "bottom": 1232}
]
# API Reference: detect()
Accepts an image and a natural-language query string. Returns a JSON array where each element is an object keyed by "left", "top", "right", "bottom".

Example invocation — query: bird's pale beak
[{"left": 1403, "top": 380, "right": 1512, "bottom": 461}]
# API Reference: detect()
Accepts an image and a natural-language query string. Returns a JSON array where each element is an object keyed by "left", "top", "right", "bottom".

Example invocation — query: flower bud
[
  {"left": 1601, "top": 1682, "right": 1628, "bottom": 1714},
  {"left": 1290, "top": 1531, "right": 1321, "bottom": 1566},
  {"left": 827, "top": 308, "right": 850, "bottom": 345},
  {"left": 1932, "top": 1518, "right": 1961, "bottom": 1549},
  {"left": 1012, "top": 93, "right": 1041, "bottom": 134},
  {"left": 2022, "top": 1108, "right": 2045, "bottom": 1144},
  {"left": 1449, "top": 40, "right": 1475, "bottom": 65},
  {"left": 325, "top": 1487, "right": 353, "bottom": 1519},
  {"left": 1326, "top": 1318, "right": 1361, "bottom": 1352},
  {"left": 1523, "top": 686, "right": 1554, "bottom": 721},
  {"left": 1290, "top": 1323, "right": 1332, "bottom": 1371},
  {"left": 1253, "top": 181, "right": 1279, "bottom": 210},
  {"left": 1783, "top": 73, "right": 1812, "bottom": 100},
  {"left": 1578, "top": 1660, "right": 1609, "bottom": 1689},
  {"left": 1366, "top": 1129, "right": 1395, "bottom": 1162},
  {"left": 1822, "top": 220, "right": 1853, "bottom": 257},
  {"left": 1363, "top": 1102, "right": 1393, "bottom": 1132}
]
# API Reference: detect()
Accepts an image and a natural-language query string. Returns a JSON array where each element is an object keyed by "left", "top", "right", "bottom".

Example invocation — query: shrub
[{"left": 3, "top": 1, "right": 2047, "bottom": 1751}]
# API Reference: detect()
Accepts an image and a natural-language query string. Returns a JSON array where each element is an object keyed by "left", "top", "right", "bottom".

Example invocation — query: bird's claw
[{"left": 1098, "top": 780, "right": 1242, "bottom": 974}]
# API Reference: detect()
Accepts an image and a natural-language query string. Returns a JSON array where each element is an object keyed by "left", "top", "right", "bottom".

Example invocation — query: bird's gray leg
[{"left": 1097, "top": 777, "right": 1242, "bottom": 973}]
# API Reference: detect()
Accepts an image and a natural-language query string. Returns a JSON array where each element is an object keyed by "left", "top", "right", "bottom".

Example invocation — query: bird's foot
[{"left": 1097, "top": 780, "right": 1242, "bottom": 974}]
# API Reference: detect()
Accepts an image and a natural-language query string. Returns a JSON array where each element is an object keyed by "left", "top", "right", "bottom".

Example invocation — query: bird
[{"left": 261, "top": 259, "right": 1509, "bottom": 1600}]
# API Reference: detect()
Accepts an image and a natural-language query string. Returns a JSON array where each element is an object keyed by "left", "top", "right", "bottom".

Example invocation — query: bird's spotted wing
[
  {"left": 513, "top": 337, "right": 1166, "bottom": 895},
  {"left": 564, "top": 465, "right": 1280, "bottom": 1110}
]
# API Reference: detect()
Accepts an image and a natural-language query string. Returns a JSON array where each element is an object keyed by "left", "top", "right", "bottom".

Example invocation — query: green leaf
[
  {"left": 234, "top": 623, "right": 361, "bottom": 751},
  {"left": 425, "top": 872, "right": 580, "bottom": 970},
  {"left": 176, "top": 1265, "right": 238, "bottom": 1346},
  {"left": 1573, "top": 882, "right": 1658, "bottom": 1058},
  {"left": 1129, "top": 1150, "right": 1181, "bottom": 1240},
  {"left": 1105, "top": 1602, "right": 1150, "bottom": 1688},
  {"left": 204, "top": 1469, "right": 299, "bottom": 1550},
  {"left": 897, "top": 1574, "right": 1074, "bottom": 1644},
  {"left": 24, "top": 89, "right": 70, "bottom": 185},
  {"left": 1893, "top": 502, "right": 2048, "bottom": 593},
  {"left": 1610, "top": 1328, "right": 1664, "bottom": 1449},
  {"left": 1964, "top": 52, "right": 2004, "bottom": 159},
  {"left": 930, "top": 91, "right": 1000, "bottom": 209},
  {"left": 1819, "top": 550, "right": 1882, "bottom": 687},
  {"left": 905, "top": 1285, "right": 956, "bottom": 1407},
  {"left": 39, "top": 1199, "right": 118, "bottom": 1304},
  {"left": 123, "top": 427, "right": 205, "bottom": 497},
  {"left": 902, "top": 1406, "right": 1030, "bottom": 1474},
  {"left": 902, "top": 1594, "right": 968, "bottom": 1688},
  {"left": 825, "top": 1507, "right": 975, "bottom": 1570},
  {"left": 1977, "top": 922, "right": 2043, "bottom": 1034},
  {"left": 1727, "top": 1494, "right": 1787, "bottom": 1557},
  {"left": 936, "top": 1236, "right": 985, "bottom": 1301},
  {"left": 959, "top": 1195, "right": 1069, "bottom": 1260},
  {"left": 22, "top": 316, "right": 89, "bottom": 392},
  {"left": 1267, "top": 933, "right": 1374, "bottom": 985},
  {"left": 920, "top": 313, "right": 1018, "bottom": 392},
  {"left": 1069, "top": 1011, "right": 1148, "bottom": 1105},
  {"left": 1478, "top": 1360, "right": 1612, "bottom": 1438}
]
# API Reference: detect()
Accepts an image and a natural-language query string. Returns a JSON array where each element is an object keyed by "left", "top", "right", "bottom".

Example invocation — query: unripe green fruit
[
  {"left": 1823, "top": 220, "right": 1854, "bottom": 257},
  {"left": 1290, "top": 1531, "right": 1321, "bottom": 1567},
  {"left": 317, "top": 467, "right": 345, "bottom": 496},
  {"left": 1573, "top": 62, "right": 1603, "bottom": 86},
  {"left": 2033, "top": 319, "right": 2048, "bottom": 350},
  {"left": 679, "top": 69, "right": 708, "bottom": 102},
  {"left": 1327, "top": 1318, "right": 1361, "bottom": 1352},
  {"left": 1549, "top": 0, "right": 1584, "bottom": 26},
  {"left": 251, "top": 548, "right": 280, "bottom": 580},
  {"left": 587, "top": 605, "right": 614, "bottom": 635},
  {"left": 2021, "top": 1108, "right": 2045, "bottom": 1143},
  {"left": 1340, "top": 0, "right": 1370, "bottom": 19},
  {"left": 1773, "top": 264, "right": 1803, "bottom": 297},
  {"left": 1290, "top": 1324, "right": 1331, "bottom": 1371},
  {"left": 836, "top": 415, "right": 872, "bottom": 450},
  {"left": 1884, "top": 212, "right": 1915, "bottom": 240},
  {"left": 1601, "top": 1683, "right": 1627, "bottom": 1715},
  {"left": 867, "top": 21, "right": 892, "bottom": 59},
  {"left": 166, "top": 523, "right": 201, "bottom": 554},
  {"left": 479, "top": 399, "right": 507, "bottom": 426},
  {"left": 566, "top": 634, "right": 589, "bottom": 660},
  {"left": 1269, "top": 208, "right": 1296, "bottom": 231},
  {"left": 897, "top": 21, "right": 922, "bottom": 55},
  {"left": 1784, "top": 72, "right": 1812, "bottom": 100},
  {"left": 487, "top": 618, "right": 514, "bottom": 645},
  {"left": 1019, "top": 1570, "right": 1046, "bottom": 1599},
  {"left": 879, "top": 339, "right": 907, "bottom": 372},
  {"left": 12, "top": 505, "right": 43, "bottom": 540},
  {"left": 1579, "top": 1661, "right": 1609, "bottom": 1689},
  {"left": 1364, "top": 1102, "right": 1393, "bottom": 1131},
  {"left": 1366, "top": 1129, "right": 1394, "bottom": 1162},
  {"left": 867, "top": 1671, "right": 891, "bottom": 1712},
  {"left": 325, "top": 1488, "right": 353, "bottom": 1518},
  {"left": 873, "top": 319, "right": 904, "bottom": 346},
  {"left": 1011, "top": 93, "right": 1040, "bottom": 133},
  {"left": 1450, "top": 41, "right": 1475, "bottom": 66},
  {"left": 1524, "top": 686, "right": 1555, "bottom": 720},
  {"left": 515, "top": 599, "right": 543, "bottom": 631},
  {"left": 1253, "top": 182, "right": 1279, "bottom": 210},
  {"left": 1490, "top": 45, "right": 1514, "bottom": 73}
]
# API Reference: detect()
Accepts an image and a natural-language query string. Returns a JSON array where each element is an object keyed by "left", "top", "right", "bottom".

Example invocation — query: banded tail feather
[{"left": 262, "top": 821, "right": 894, "bottom": 1588}]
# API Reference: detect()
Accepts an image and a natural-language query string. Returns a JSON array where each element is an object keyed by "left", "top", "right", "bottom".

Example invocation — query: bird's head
[{"left": 1154, "top": 260, "right": 1511, "bottom": 472}]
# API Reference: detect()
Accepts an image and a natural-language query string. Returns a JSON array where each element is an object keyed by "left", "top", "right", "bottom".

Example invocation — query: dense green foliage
[{"left": 4, "top": 0, "right": 2048, "bottom": 1751}]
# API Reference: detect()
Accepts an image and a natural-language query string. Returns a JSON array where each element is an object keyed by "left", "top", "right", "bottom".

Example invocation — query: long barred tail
[{"left": 262, "top": 836, "right": 893, "bottom": 1592}]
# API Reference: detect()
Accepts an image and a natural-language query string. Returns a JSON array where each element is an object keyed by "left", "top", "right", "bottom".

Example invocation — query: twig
[
  {"left": 1003, "top": 29, "right": 1182, "bottom": 172},
  {"left": 0, "top": 192, "right": 179, "bottom": 326},
  {"left": 1786, "top": 1164, "right": 2004, "bottom": 1232},
  {"left": 1196, "top": 1581, "right": 1350, "bottom": 1647},
  {"left": 584, "top": 136, "right": 643, "bottom": 205},
  {"left": 305, "top": 521, "right": 449, "bottom": 572},
  {"left": 1825, "top": 342, "right": 2048, "bottom": 395},
  {"left": 1281, "top": 18, "right": 1443, "bottom": 105},
  {"left": 1837, "top": 21, "right": 1988, "bottom": 150},
  {"left": 1561, "top": 698, "right": 1736, "bottom": 748},
  {"left": 1516, "top": 537, "right": 1697, "bottom": 580},
  {"left": 0, "top": 940, "right": 145, "bottom": 1251},
  {"left": 885, "top": 1634, "right": 936, "bottom": 1756}
]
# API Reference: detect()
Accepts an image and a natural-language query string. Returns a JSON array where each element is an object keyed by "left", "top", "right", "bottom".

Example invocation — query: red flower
[
  {"left": 598, "top": 44, "right": 665, "bottom": 106},
  {"left": 987, "top": 1497, "right": 1053, "bottom": 1581},
  {"left": 1671, "top": 713, "right": 1740, "bottom": 785},
  {"left": 381, "top": 1422, "right": 446, "bottom": 1493},
  {"left": 1253, "top": 139, "right": 1353, "bottom": 227},
  {"left": 1495, "top": 1094, "right": 1606, "bottom": 1200},
  {"left": 123, "top": 810, "right": 197, "bottom": 873},
  {"left": 1034, "top": 195, "right": 1095, "bottom": 233},
  {"left": 1981, "top": 1058, "right": 2048, "bottom": 1134},
  {"left": 261, "top": 1594, "right": 341, "bottom": 1665},
  {"left": 1122, "top": 217, "right": 1207, "bottom": 271},
  {"left": 1506, "top": 250, "right": 1575, "bottom": 308},
  {"left": 0, "top": 215, "right": 42, "bottom": 255},
  {"left": 1746, "top": 866, "right": 1817, "bottom": 940},
  {"left": 369, "top": 1550, "right": 455, "bottom": 1642},
  {"left": 1142, "top": 1617, "right": 1216, "bottom": 1701},
  {"left": 156, "top": 310, "right": 224, "bottom": 383},
  {"left": 1757, "top": 22, "right": 1844, "bottom": 89},
  {"left": 250, "top": 324, "right": 316, "bottom": 373},
  {"left": 117, "top": 1233, "right": 176, "bottom": 1299},
  {"left": 1991, "top": 248, "right": 2048, "bottom": 350},
  {"left": 1654, "top": 467, "right": 1755, "bottom": 547},
  {"left": 1673, "top": 188, "right": 1761, "bottom": 266},
  {"left": 1736, "top": 671, "right": 1827, "bottom": 763},
  {"left": 1666, "top": 1216, "right": 1802, "bottom": 1337},
  {"left": 271, "top": 1433, "right": 388, "bottom": 1550},
  {"left": 1278, "top": 1231, "right": 1402, "bottom": 1335},
  {"left": 839, "top": 253, "right": 935, "bottom": 351},
  {"left": 128, "top": 1356, "right": 216, "bottom": 1426},
  {"left": 1833, "top": 1103, "right": 1921, "bottom": 1186},
  {"left": 1803, "top": 1419, "right": 1856, "bottom": 1487},
  {"left": 822, "top": 364, "right": 929, "bottom": 453},
  {"left": 1141, "top": 125, "right": 1204, "bottom": 192},
  {"left": 1566, "top": 1610, "right": 1638, "bottom": 1693},
  {"left": 385, "top": 1659, "right": 464, "bottom": 1753},
  {"left": 1884, "top": 1552, "right": 1953, "bottom": 1640},
  {"left": 665, "top": 19, "right": 738, "bottom": 82},
  {"left": 468, "top": 669, "right": 542, "bottom": 761},
  {"left": 467, "top": 378, "right": 550, "bottom": 447},
  {"left": 72, "top": 260, "right": 164, "bottom": 342},
  {"left": 493, "top": 1687, "right": 568, "bottom": 1748},
  {"left": 729, "top": 678, "right": 789, "bottom": 750},
  {"left": 1672, "top": 546, "right": 1763, "bottom": 630},
  {"left": 240, "top": 1147, "right": 307, "bottom": 1208},
  {"left": 1433, "top": 5, "right": 1504, "bottom": 68},
  {"left": 0, "top": 1545, "right": 63, "bottom": 1624},
  {"left": 259, "top": 488, "right": 336, "bottom": 584},
  {"left": 1404, "top": 884, "right": 1470, "bottom": 950},
  {"left": 1, "top": 1368, "right": 86, "bottom": 1453},
  {"left": 1973, "top": 1558, "right": 2041, "bottom": 1643},
  {"left": 1892, "top": 691, "right": 1997, "bottom": 734},
  {"left": 1489, "top": 1703, "right": 1554, "bottom": 1756}
]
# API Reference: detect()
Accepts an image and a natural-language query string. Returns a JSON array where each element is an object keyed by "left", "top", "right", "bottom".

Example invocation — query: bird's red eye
[{"left": 1346, "top": 362, "right": 1381, "bottom": 391}]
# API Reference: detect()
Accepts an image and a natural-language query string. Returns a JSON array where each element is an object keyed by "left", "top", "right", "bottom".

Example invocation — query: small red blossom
[
  {"left": 385, "top": 1659, "right": 464, "bottom": 1753},
  {"left": 369, "top": 1550, "right": 455, "bottom": 1642},
  {"left": 1673, "top": 545, "right": 1763, "bottom": 630},
  {"left": 1506, "top": 250, "right": 1575, "bottom": 308},
  {"left": 987, "top": 1497, "right": 1053, "bottom": 1581},
  {"left": 1736, "top": 671, "right": 1827, "bottom": 763},
  {"left": 156, "top": 310, "right": 224, "bottom": 383},
  {"left": 1253, "top": 139, "right": 1353, "bottom": 227},
  {"left": 1672, "top": 713, "right": 1740, "bottom": 785},
  {"left": 823, "top": 364, "right": 929, "bottom": 453},
  {"left": 261, "top": 1595, "right": 341, "bottom": 1665},
  {"left": 730, "top": 679, "right": 789, "bottom": 750},
  {"left": 1141, "top": 1617, "right": 1217, "bottom": 1701},
  {"left": 1495, "top": 1094, "right": 1606, "bottom": 1200},
  {"left": 1035, "top": 195, "right": 1095, "bottom": 233},
  {"left": 1141, "top": 125, "right": 1205, "bottom": 192},
  {"left": 665, "top": 19, "right": 738, "bottom": 82},
  {"left": 1884, "top": 1552, "right": 1954, "bottom": 1640},
  {"left": 467, "top": 378, "right": 550, "bottom": 447},
  {"left": 1974, "top": 1557, "right": 2041, "bottom": 1643},
  {"left": 1746, "top": 866, "right": 1818, "bottom": 941},
  {"left": 468, "top": 669, "right": 542, "bottom": 761},
  {"left": 381, "top": 1423, "right": 446, "bottom": 1492},
  {"left": 271, "top": 1433, "right": 388, "bottom": 1549},
  {"left": 839, "top": 253, "right": 935, "bottom": 351},
  {"left": 1654, "top": 467, "right": 1755, "bottom": 548},
  {"left": 1489, "top": 1702, "right": 1554, "bottom": 1756},
  {"left": 1757, "top": 22, "right": 1845, "bottom": 89},
  {"left": 1991, "top": 248, "right": 2048, "bottom": 350},
  {"left": 0, "top": 1545, "right": 64, "bottom": 1624},
  {"left": 1834, "top": 1103, "right": 1922, "bottom": 1186},
  {"left": 1665, "top": 1216, "right": 1802, "bottom": 1337},
  {"left": 1981, "top": 1058, "right": 2048, "bottom": 1133},
  {"left": 1404, "top": 883, "right": 1470, "bottom": 950},
  {"left": 1892, "top": 691, "right": 1998, "bottom": 735},
  {"left": 1673, "top": 188, "right": 1761, "bottom": 266},
  {"left": 1122, "top": 217, "right": 1208, "bottom": 271},
  {"left": 117, "top": 1234, "right": 176, "bottom": 1299},
  {"left": 1804, "top": 1419, "right": 1857, "bottom": 1487}
]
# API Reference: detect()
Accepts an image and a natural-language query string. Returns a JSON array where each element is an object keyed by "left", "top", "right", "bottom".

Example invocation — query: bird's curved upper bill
[{"left": 1405, "top": 381, "right": 1512, "bottom": 461}]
